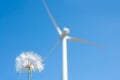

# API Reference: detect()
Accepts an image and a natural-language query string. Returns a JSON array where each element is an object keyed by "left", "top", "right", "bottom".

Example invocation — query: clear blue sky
[{"left": 0, "top": 0, "right": 120, "bottom": 80}]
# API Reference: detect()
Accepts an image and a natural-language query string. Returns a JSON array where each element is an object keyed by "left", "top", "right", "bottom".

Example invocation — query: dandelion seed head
[{"left": 16, "top": 51, "right": 44, "bottom": 72}]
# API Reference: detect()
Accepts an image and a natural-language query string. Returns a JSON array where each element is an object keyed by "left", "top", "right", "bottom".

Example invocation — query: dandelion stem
[{"left": 28, "top": 68, "right": 30, "bottom": 80}]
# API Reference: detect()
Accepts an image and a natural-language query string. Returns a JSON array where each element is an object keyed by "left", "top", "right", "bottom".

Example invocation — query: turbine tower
[{"left": 42, "top": 0, "right": 99, "bottom": 80}]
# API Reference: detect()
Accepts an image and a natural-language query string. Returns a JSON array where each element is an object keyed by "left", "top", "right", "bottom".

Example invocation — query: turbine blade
[
  {"left": 42, "top": 0, "right": 62, "bottom": 35},
  {"left": 43, "top": 38, "right": 61, "bottom": 61},
  {"left": 67, "top": 36, "right": 102, "bottom": 48}
]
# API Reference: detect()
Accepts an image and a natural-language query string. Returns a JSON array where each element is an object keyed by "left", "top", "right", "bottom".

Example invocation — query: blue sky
[{"left": 0, "top": 0, "right": 120, "bottom": 80}]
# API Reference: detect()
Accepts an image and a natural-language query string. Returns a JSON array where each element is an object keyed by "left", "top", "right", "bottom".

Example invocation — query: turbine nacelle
[
  {"left": 62, "top": 27, "right": 70, "bottom": 36},
  {"left": 60, "top": 27, "right": 70, "bottom": 38}
]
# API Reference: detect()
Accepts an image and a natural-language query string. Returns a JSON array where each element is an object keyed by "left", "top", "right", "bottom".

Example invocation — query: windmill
[{"left": 42, "top": 0, "right": 99, "bottom": 80}]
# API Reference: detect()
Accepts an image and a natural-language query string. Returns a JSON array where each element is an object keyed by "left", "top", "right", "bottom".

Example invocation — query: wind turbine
[{"left": 42, "top": 0, "right": 99, "bottom": 80}]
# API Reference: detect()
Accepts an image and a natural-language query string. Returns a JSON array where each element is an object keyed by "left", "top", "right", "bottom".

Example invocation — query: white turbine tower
[{"left": 42, "top": 0, "right": 99, "bottom": 80}]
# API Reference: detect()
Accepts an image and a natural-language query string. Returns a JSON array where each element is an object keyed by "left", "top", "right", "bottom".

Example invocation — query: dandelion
[{"left": 16, "top": 51, "right": 44, "bottom": 80}]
